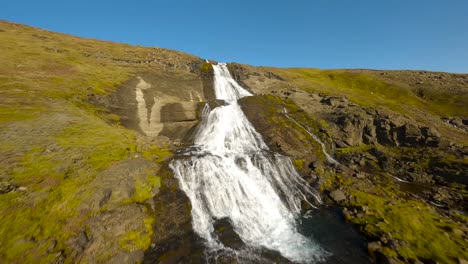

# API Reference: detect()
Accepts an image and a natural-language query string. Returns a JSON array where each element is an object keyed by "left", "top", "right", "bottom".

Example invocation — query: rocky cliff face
[{"left": 92, "top": 69, "right": 211, "bottom": 145}]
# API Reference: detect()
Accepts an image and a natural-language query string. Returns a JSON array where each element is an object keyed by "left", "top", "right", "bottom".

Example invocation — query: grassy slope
[
  {"left": 264, "top": 67, "right": 468, "bottom": 144},
  {"left": 0, "top": 21, "right": 195, "bottom": 262}
]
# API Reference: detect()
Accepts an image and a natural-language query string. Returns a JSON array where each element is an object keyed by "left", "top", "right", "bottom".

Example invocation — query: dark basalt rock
[
  {"left": 213, "top": 218, "right": 244, "bottom": 250},
  {"left": 143, "top": 189, "right": 205, "bottom": 263}
]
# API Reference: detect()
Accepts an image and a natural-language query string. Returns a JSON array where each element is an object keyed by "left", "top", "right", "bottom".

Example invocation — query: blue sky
[{"left": 2, "top": 0, "right": 468, "bottom": 73}]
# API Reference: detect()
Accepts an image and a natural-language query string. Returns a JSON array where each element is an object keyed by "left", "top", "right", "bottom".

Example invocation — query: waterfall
[{"left": 170, "top": 63, "right": 327, "bottom": 263}]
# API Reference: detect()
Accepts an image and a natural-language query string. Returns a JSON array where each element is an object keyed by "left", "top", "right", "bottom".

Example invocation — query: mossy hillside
[
  {"left": 0, "top": 20, "right": 198, "bottom": 123},
  {"left": 269, "top": 68, "right": 467, "bottom": 117},
  {"left": 240, "top": 95, "right": 334, "bottom": 162},
  {"left": 0, "top": 21, "right": 188, "bottom": 262},
  {"left": 261, "top": 67, "right": 468, "bottom": 145},
  {"left": 316, "top": 169, "right": 352, "bottom": 191},
  {"left": 360, "top": 70, "right": 468, "bottom": 118},
  {"left": 373, "top": 145, "right": 468, "bottom": 187},
  {"left": 346, "top": 187, "right": 468, "bottom": 263},
  {"left": 0, "top": 108, "right": 151, "bottom": 262}
]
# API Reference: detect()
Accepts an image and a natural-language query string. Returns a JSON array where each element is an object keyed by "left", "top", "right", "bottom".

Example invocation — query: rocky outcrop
[
  {"left": 90, "top": 62, "right": 214, "bottom": 147},
  {"left": 289, "top": 92, "right": 442, "bottom": 149},
  {"left": 143, "top": 188, "right": 204, "bottom": 263}
]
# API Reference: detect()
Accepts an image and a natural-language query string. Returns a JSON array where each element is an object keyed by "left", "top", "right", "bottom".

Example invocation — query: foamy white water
[{"left": 170, "top": 63, "right": 326, "bottom": 263}]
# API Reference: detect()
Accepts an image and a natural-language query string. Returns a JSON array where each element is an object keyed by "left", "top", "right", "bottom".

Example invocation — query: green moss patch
[
  {"left": 346, "top": 189, "right": 468, "bottom": 263},
  {"left": 132, "top": 174, "right": 161, "bottom": 203},
  {"left": 119, "top": 218, "right": 154, "bottom": 252},
  {"left": 55, "top": 118, "right": 136, "bottom": 170},
  {"left": 293, "top": 159, "right": 305, "bottom": 171},
  {"left": 142, "top": 146, "right": 172, "bottom": 163},
  {"left": 336, "top": 145, "right": 370, "bottom": 155}
]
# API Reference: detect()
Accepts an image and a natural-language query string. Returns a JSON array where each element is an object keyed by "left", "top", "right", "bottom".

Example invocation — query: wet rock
[
  {"left": 205, "top": 99, "right": 227, "bottom": 110},
  {"left": 213, "top": 218, "right": 244, "bottom": 250},
  {"left": 235, "top": 156, "right": 248, "bottom": 171},
  {"left": 143, "top": 189, "right": 205, "bottom": 263},
  {"left": 329, "top": 189, "right": 346, "bottom": 202}
]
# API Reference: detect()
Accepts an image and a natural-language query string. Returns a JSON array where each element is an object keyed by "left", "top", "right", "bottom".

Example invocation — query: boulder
[
  {"left": 329, "top": 189, "right": 346, "bottom": 202},
  {"left": 375, "top": 118, "right": 398, "bottom": 146},
  {"left": 320, "top": 96, "right": 347, "bottom": 107},
  {"left": 399, "top": 124, "right": 421, "bottom": 146},
  {"left": 367, "top": 241, "right": 382, "bottom": 261},
  {"left": 213, "top": 218, "right": 244, "bottom": 250},
  {"left": 421, "top": 127, "right": 440, "bottom": 147},
  {"left": 450, "top": 118, "right": 463, "bottom": 127}
]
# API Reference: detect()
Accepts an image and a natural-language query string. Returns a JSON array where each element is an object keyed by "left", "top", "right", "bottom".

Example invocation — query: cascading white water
[{"left": 170, "top": 63, "right": 326, "bottom": 263}]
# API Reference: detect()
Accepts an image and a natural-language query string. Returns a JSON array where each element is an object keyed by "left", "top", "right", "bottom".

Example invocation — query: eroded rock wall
[{"left": 92, "top": 61, "right": 215, "bottom": 147}]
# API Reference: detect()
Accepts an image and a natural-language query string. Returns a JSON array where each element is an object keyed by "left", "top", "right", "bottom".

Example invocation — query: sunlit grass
[{"left": 0, "top": 20, "right": 192, "bottom": 262}]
